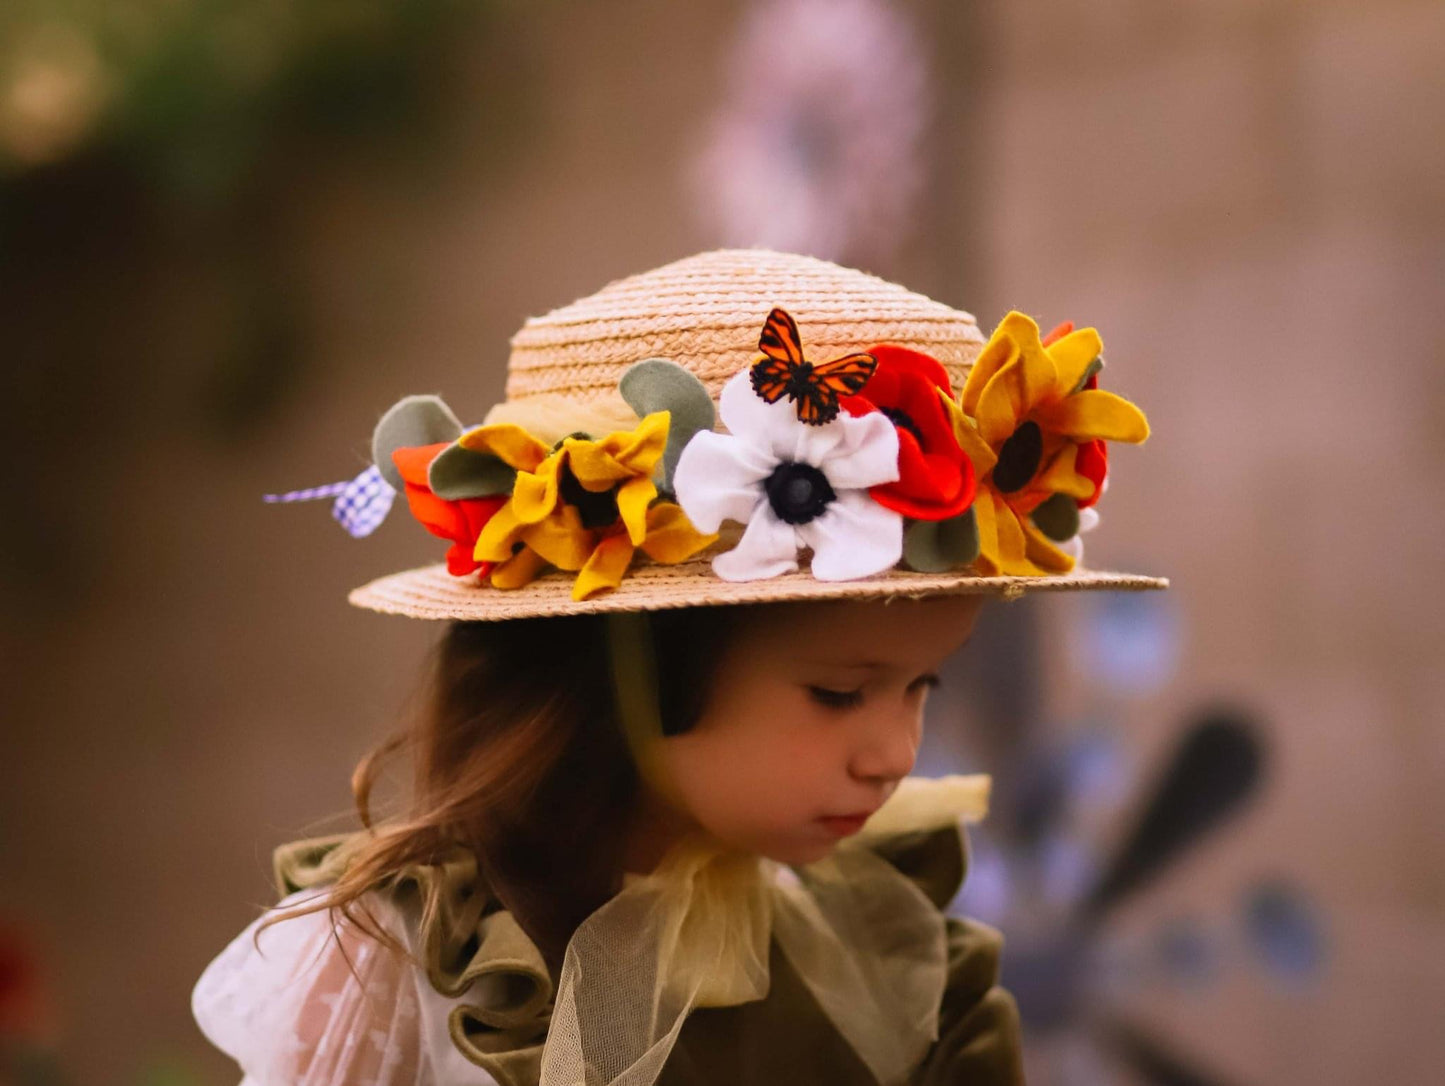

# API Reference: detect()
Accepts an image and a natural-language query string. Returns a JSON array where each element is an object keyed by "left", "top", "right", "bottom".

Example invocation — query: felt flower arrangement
[
  {"left": 942, "top": 312, "right": 1149, "bottom": 577},
  {"left": 346, "top": 361, "right": 722, "bottom": 602},
  {"left": 672, "top": 369, "right": 902, "bottom": 581},
  {"left": 391, "top": 442, "right": 506, "bottom": 577},
  {"left": 266, "top": 308, "right": 1147, "bottom": 595},
  {"left": 458, "top": 415, "right": 714, "bottom": 599},
  {"left": 673, "top": 307, "right": 1149, "bottom": 582},
  {"left": 840, "top": 345, "right": 977, "bottom": 522}
]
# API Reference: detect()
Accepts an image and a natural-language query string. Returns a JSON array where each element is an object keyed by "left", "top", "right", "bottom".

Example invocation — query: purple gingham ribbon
[{"left": 264, "top": 464, "right": 397, "bottom": 539}]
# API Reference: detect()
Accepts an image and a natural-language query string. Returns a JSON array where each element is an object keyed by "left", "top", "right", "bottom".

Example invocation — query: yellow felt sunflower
[
  {"left": 458, "top": 412, "right": 716, "bottom": 601},
  {"left": 942, "top": 312, "right": 1149, "bottom": 576}
]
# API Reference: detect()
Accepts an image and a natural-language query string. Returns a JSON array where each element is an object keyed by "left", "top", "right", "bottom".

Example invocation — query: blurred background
[{"left": 1, "top": 0, "right": 1442, "bottom": 1083}]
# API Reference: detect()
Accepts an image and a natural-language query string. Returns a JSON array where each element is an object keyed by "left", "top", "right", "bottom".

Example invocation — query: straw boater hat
[{"left": 270, "top": 249, "right": 1165, "bottom": 619}]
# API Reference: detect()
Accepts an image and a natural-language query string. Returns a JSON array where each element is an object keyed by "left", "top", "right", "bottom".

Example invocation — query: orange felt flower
[
  {"left": 1041, "top": 320, "right": 1108, "bottom": 509},
  {"left": 460, "top": 414, "right": 716, "bottom": 601},
  {"left": 391, "top": 443, "right": 507, "bottom": 577},
  {"left": 943, "top": 312, "right": 1149, "bottom": 576}
]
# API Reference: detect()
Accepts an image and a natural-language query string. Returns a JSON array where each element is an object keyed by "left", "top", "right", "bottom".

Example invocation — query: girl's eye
[
  {"left": 807, "top": 686, "right": 865, "bottom": 710},
  {"left": 908, "top": 673, "right": 942, "bottom": 695}
]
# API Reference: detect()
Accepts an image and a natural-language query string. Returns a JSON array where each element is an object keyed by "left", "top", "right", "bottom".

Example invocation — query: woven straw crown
[
  {"left": 349, "top": 249, "right": 1165, "bottom": 620},
  {"left": 505, "top": 248, "right": 985, "bottom": 404}
]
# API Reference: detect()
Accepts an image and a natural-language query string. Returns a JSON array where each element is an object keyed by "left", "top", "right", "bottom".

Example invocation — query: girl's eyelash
[
  {"left": 808, "top": 675, "right": 938, "bottom": 708},
  {"left": 807, "top": 686, "right": 865, "bottom": 710}
]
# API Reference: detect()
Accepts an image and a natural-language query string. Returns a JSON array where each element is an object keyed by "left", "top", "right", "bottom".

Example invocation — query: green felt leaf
[
  {"left": 551, "top": 431, "right": 593, "bottom": 452},
  {"left": 618, "top": 358, "right": 716, "bottom": 491},
  {"left": 1032, "top": 492, "right": 1081, "bottom": 541},
  {"left": 1073, "top": 355, "right": 1104, "bottom": 394},
  {"left": 372, "top": 395, "right": 463, "bottom": 492},
  {"left": 428, "top": 442, "right": 517, "bottom": 499},
  {"left": 902, "top": 509, "right": 980, "bottom": 573}
]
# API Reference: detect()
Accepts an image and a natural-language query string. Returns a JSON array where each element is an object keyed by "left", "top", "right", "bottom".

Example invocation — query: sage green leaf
[
  {"left": 428, "top": 442, "right": 517, "bottom": 499},
  {"left": 1072, "top": 355, "right": 1104, "bottom": 394},
  {"left": 1032, "top": 492, "right": 1081, "bottom": 541},
  {"left": 372, "top": 395, "right": 463, "bottom": 492},
  {"left": 619, "top": 358, "right": 716, "bottom": 490},
  {"left": 902, "top": 509, "right": 980, "bottom": 573}
]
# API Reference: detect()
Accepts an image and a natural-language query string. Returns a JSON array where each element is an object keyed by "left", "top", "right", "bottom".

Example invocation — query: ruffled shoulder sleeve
[
  {"left": 845, "top": 774, "right": 1025, "bottom": 1086},
  {"left": 850, "top": 773, "right": 988, "bottom": 907},
  {"left": 191, "top": 843, "right": 505, "bottom": 1085}
]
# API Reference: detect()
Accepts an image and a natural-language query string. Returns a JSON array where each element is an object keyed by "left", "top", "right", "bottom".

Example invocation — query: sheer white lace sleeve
[{"left": 192, "top": 889, "right": 499, "bottom": 1086}]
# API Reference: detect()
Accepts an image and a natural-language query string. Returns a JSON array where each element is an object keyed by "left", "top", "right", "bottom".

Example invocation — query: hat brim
[{"left": 348, "top": 554, "right": 1167, "bottom": 621}]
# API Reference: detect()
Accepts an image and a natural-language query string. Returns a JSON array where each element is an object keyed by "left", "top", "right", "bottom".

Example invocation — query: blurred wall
[
  {"left": 981, "top": 3, "right": 1445, "bottom": 1083},
  {"left": 2, "top": 1, "right": 1442, "bottom": 1083}
]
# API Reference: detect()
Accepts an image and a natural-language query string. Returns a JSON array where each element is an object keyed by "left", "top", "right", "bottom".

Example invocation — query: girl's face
[{"left": 647, "top": 595, "right": 985, "bottom": 866}]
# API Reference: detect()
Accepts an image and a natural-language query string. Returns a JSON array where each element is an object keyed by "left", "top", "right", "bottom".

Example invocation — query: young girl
[{"left": 192, "top": 249, "right": 1159, "bottom": 1085}]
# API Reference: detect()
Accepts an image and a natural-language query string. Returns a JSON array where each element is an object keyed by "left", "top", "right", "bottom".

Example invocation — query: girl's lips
[{"left": 816, "top": 813, "right": 873, "bottom": 837}]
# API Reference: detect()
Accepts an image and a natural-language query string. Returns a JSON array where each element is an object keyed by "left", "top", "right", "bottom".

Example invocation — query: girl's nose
[{"left": 848, "top": 711, "right": 919, "bottom": 786}]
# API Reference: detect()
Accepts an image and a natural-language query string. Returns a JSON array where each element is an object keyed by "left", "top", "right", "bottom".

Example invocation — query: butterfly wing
[
  {"left": 792, "top": 387, "right": 833, "bottom": 425},
  {"left": 758, "top": 308, "right": 804, "bottom": 364},
  {"left": 792, "top": 353, "right": 878, "bottom": 424},
  {"left": 750, "top": 356, "right": 795, "bottom": 404},
  {"left": 751, "top": 308, "right": 805, "bottom": 404},
  {"left": 812, "top": 353, "right": 878, "bottom": 398},
  {"left": 747, "top": 309, "right": 877, "bottom": 424}
]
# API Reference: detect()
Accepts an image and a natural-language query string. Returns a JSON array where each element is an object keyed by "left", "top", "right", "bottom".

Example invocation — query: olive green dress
[{"left": 256, "top": 822, "right": 1025, "bottom": 1085}]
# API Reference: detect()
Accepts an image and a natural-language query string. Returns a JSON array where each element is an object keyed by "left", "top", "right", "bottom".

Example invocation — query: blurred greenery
[
  {"left": 0, "top": 0, "right": 491, "bottom": 200},
  {"left": 0, "top": 0, "right": 534, "bottom": 455},
  {"left": 0, "top": 1043, "right": 69, "bottom": 1086},
  {"left": 0, "top": 0, "right": 537, "bottom": 616},
  {"left": 134, "top": 1055, "right": 206, "bottom": 1086}
]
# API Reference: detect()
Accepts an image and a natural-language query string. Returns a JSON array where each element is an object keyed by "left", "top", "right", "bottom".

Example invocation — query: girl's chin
[
  {"left": 700, "top": 823, "right": 838, "bottom": 866},
  {"left": 757, "top": 837, "right": 835, "bottom": 867}
]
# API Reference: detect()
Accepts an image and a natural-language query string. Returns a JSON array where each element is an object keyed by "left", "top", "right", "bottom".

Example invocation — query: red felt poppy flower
[
  {"left": 1042, "top": 321, "right": 1107, "bottom": 508},
  {"left": 392, "top": 443, "right": 507, "bottom": 577},
  {"left": 841, "top": 345, "right": 976, "bottom": 521}
]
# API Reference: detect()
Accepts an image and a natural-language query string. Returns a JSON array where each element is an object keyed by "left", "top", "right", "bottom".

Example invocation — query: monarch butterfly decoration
[{"left": 749, "top": 307, "right": 878, "bottom": 425}]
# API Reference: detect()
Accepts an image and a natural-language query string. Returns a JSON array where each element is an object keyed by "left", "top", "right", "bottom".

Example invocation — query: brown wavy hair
[{"left": 261, "top": 607, "right": 739, "bottom": 974}]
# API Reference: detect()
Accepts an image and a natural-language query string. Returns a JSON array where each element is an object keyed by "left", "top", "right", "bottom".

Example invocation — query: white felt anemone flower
[{"left": 673, "top": 370, "right": 902, "bottom": 581}]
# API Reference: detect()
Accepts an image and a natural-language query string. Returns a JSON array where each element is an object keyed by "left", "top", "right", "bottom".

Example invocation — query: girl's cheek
[{"left": 769, "top": 731, "right": 851, "bottom": 804}]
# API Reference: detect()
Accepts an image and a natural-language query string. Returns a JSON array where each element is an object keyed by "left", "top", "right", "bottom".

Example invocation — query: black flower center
[
  {"left": 764, "top": 461, "right": 836, "bottom": 525},
  {"left": 880, "top": 406, "right": 925, "bottom": 447},
  {"left": 559, "top": 465, "right": 621, "bottom": 529},
  {"left": 992, "top": 420, "right": 1043, "bottom": 493}
]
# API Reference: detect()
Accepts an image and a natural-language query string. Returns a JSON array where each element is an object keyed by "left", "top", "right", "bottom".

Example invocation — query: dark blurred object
[
  {"left": 1082, "top": 710, "right": 1264, "bottom": 922},
  {"left": 958, "top": 708, "right": 1277, "bottom": 1085},
  {"left": 1106, "top": 1020, "right": 1238, "bottom": 1086}
]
